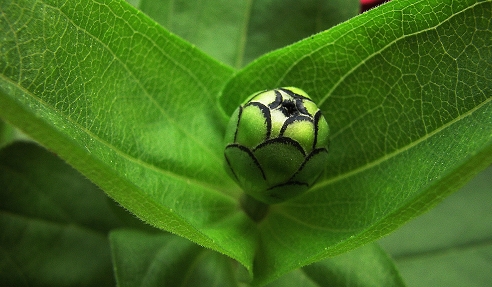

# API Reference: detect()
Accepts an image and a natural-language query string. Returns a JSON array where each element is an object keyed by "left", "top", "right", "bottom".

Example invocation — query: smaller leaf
[
  {"left": 0, "top": 214, "right": 115, "bottom": 286},
  {"left": 110, "top": 229, "right": 238, "bottom": 287},
  {"left": 0, "top": 142, "right": 128, "bottom": 232},
  {"left": 129, "top": 0, "right": 360, "bottom": 68},
  {"left": 264, "top": 243, "right": 405, "bottom": 287},
  {"left": 109, "top": 229, "right": 405, "bottom": 287},
  {"left": 301, "top": 243, "right": 405, "bottom": 287},
  {"left": 0, "top": 142, "right": 132, "bottom": 286}
]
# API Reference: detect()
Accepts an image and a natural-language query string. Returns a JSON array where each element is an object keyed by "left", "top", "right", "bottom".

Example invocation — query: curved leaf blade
[
  {"left": 0, "top": 0, "right": 256, "bottom": 270},
  {"left": 220, "top": 0, "right": 492, "bottom": 284}
]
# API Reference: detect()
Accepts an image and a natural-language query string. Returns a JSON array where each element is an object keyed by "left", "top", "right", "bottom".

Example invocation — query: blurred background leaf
[
  {"left": 0, "top": 142, "right": 146, "bottom": 286},
  {"left": 110, "top": 229, "right": 239, "bottom": 287},
  {"left": 267, "top": 243, "right": 405, "bottom": 287},
  {"left": 127, "top": 0, "right": 360, "bottom": 68},
  {"left": 378, "top": 165, "right": 492, "bottom": 287},
  {"left": 0, "top": 120, "right": 15, "bottom": 148}
]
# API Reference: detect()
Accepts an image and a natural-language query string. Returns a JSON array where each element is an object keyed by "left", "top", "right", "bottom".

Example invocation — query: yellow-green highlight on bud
[{"left": 224, "top": 87, "right": 329, "bottom": 204}]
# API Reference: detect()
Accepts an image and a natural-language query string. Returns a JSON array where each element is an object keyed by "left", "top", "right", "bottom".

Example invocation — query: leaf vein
[{"left": 315, "top": 96, "right": 491, "bottom": 190}]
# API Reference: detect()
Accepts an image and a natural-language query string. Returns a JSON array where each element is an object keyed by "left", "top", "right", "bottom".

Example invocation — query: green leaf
[
  {"left": 266, "top": 243, "right": 405, "bottom": 287},
  {"left": 110, "top": 228, "right": 405, "bottom": 287},
  {"left": 220, "top": 0, "right": 492, "bottom": 284},
  {"left": 0, "top": 142, "right": 121, "bottom": 286},
  {"left": 110, "top": 229, "right": 239, "bottom": 287},
  {"left": 379, "top": 165, "right": 492, "bottom": 287},
  {"left": 240, "top": 0, "right": 360, "bottom": 66},
  {"left": 128, "top": 0, "right": 360, "bottom": 67},
  {"left": 126, "top": 0, "right": 249, "bottom": 68},
  {"left": 0, "top": 0, "right": 256, "bottom": 272},
  {"left": 0, "top": 215, "right": 115, "bottom": 286}
]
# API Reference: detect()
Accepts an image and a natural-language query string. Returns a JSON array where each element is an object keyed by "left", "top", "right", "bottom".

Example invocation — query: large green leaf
[
  {"left": 220, "top": 0, "right": 492, "bottom": 284},
  {"left": 1, "top": 0, "right": 491, "bottom": 284},
  {"left": 128, "top": 0, "right": 360, "bottom": 67},
  {"left": 0, "top": 0, "right": 257, "bottom": 272},
  {"left": 0, "top": 142, "right": 121, "bottom": 286}
]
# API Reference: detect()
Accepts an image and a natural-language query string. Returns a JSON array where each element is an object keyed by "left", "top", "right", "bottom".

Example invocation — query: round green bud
[{"left": 224, "top": 87, "right": 329, "bottom": 204}]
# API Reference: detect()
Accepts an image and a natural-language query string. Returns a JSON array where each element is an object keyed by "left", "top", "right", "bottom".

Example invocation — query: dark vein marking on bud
[
  {"left": 224, "top": 153, "right": 240, "bottom": 183},
  {"left": 279, "top": 88, "right": 297, "bottom": 99},
  {"left": 279, "top": 88, "right": 311, "bottom": 101},
  {"left": 289, "top": 148, "right": 329, "bottom": 181},
  {"left": 246, "top": 102, "right": 272, "bottom": 139},
  {"left": 249, "top": 90, "right": 266, "bottom": 102},
  {"left": 233, "top": 105, "right": 243, "bottom": 142},
  {"left": 254, "top": 137, "right": 306, "bottom": 156},
  {"left": 269, "top": 90, "right": 283, "bottom": 109},
  {"left": 279, "top": 115, "right": 312, "bottom": 137},
  {"left": 295, "top": 99, "right": 310, "bottom": 115},
  {"left": 313, "top": 110, "right": 322, "bottom": 150},
  {"left": 226, "top": 143, "right": 266, "bottom": 180}
]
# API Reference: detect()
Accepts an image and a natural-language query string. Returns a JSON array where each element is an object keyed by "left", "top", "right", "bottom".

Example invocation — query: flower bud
[{"left": 224, "top": 87, "right": 329, "bottom": 204}]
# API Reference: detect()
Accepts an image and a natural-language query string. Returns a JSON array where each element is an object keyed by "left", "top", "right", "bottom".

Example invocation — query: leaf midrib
[
  {"left": 2, "top": 1, "right": 236, "bottom": 196},
  {"left": 0, "top": 74, "right": 236, "bottom": 198},
  {"left": 271, "top": 0, "right": 482, "bottom": 109},
  {"left": 40, "top": 0, "right": 225, "bottom": 165},
  {"left": 318, "top": 0, "right": 484, "bottom": 108},
  {"left": 314, "top": 96, "right": 491, "bottom": 191}
]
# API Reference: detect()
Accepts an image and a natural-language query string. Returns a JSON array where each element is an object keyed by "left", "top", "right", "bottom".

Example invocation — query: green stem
[{"left": 240, "top": 193, "right": 269, "bottom": 222}]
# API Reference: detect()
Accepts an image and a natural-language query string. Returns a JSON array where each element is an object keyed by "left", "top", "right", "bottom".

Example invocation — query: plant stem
[{"left": 240, "top": 193, "right": 269, "bottom": 222}]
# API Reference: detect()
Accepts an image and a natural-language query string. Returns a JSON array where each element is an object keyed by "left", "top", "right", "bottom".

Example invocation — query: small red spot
[{"left": 361, "top": 0, "right": 390, "bottom": 12}]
